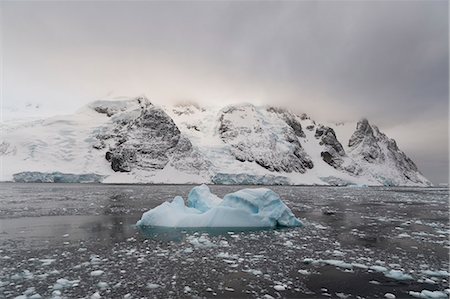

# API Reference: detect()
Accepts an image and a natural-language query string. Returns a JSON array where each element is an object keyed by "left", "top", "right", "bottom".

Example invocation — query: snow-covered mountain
[{"left": 0, "top": 97, "right": 431, "bottom": 186}]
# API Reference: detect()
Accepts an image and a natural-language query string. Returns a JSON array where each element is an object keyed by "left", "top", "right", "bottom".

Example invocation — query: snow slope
[{"left": 0, "top": 96, "right": 432, "bottom": 186}]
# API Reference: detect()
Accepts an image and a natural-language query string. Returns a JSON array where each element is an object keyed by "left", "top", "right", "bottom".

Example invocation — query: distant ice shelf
[
  {"left": 211, "top": 173, "right": 290, "bottom": 185},
  {"left": 13, "top": 171, "right": 105, "bottom": 183},
  {"left": 136, "top": 184, "right": 302, "bottom": 228}
]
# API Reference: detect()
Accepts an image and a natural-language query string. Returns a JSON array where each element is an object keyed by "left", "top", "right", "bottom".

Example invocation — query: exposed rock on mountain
[
  {"left": 0, "top": 97, "right": 432, "bottom": 186},
  {"left": 94, "top": 97, "right": 210, "bottom": 175},
  {"left": 348, "top": 119, "right": 429, "bottom": 186},
  {"left": 315, "top": 125, "right": 345, "bottom": 167},
  {"left": 218, "top": 104, "right": 313, "bottom": 173},
  {"left": 348, "top": 119, "right": 383, "bottom": 163}
]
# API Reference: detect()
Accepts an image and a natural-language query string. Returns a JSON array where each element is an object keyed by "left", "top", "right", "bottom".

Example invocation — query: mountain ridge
[{"left": 0, "top": 96, "right": 432, "bottom": 186}]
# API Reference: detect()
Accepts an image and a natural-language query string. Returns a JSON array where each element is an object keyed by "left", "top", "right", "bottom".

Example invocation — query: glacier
[
  {"left": 136, "top": 185, "right": 302, "bottom": 228},
  {"left": 211, "top": 173, "right": 290, "bottom": 185},
  {"left": 0, "top": 96, "right": 432, "bottom": 186},
  {"left": 13, "top": 171, "right": 105, "bottom": 183}
]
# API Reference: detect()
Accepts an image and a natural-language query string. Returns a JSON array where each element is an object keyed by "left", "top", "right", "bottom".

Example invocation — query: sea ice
[
  {"left": 409, "top": 290, "right": 449, "bottom": 299},
  {"left": 384, "top": 270, "right": 413, "bottom": 280},
  {"left": 136, "top": 185, "right": 302, "bottom": 228}
]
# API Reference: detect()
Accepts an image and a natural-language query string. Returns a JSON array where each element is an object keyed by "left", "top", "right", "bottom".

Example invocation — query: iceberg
[{"left": 136, "top": 184, "right": 302, "bottom": 228}]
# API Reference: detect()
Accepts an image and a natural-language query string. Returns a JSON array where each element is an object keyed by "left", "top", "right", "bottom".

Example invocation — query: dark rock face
[
  {"left": 95, "top": 97, "right": 210, "bottom": 174},
  {"left": 267, "top": 107, "right": 306, "bottom": 138},
  {"left": 218, "top": 104, "right": 313, "bottom": 173},
  {"left": 315, "top": 125, "right": 346, "bottom": 169}
]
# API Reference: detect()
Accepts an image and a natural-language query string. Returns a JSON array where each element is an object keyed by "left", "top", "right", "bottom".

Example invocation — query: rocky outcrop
[
  {"left": 348, "top": 119, "right": 430, "bottom": 186},
  {"left": 348, "top": 119, "right": 383, "bottom": 163},
  {"left": 218, "top": 104, "right": 313, "bottom": 173},
  {"left": 267, "top": 107, "right": 306, "bottom": 138},
  {"left": 315, "top": 125, "right": 345, "bottom": 167},
  {"left": 95, "top": 97, "right": 210, "bottom": 174},
  {"left": 314, "top": 125, "right": 360, "bottom": 174}
]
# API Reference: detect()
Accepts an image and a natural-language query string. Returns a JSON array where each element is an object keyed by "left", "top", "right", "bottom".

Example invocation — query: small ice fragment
[
  {"left": 409, "top": 290, "right": 448, "bottom": 299},
  {"left": 40, "top": 259, "right": 55, "bottom": 266},
  {"left": 274, "top": 285, "right": 286, "bottom": 291},
  {"left": 97, "top": 282, "right": 109, "bottom": 290},
  {"left": 336, "top": 293, "right": 350, "bottom": 299},
  {"left": 90, "top": 291, "right": 101, "bottom": 299},
  {"left": 146, "top": 283, "right": 160, "bottom": 289},
  {"left": 90, "top": 270, "right": 104, "bottom": 277},
  {"left": 298, "top": 270, "right": 310, "bottom": 275},
  {"left": 384, "top": 270, "right": 413, "bottom": 281},
  {"left": 384, "top": 293, "right": 396, "bottom": 299},
  {"left": 422, "top": 270, "right": 450, "bottom": 278}
]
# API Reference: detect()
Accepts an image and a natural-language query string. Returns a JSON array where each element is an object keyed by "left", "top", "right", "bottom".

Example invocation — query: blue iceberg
[{"left": 136, "top": 184, "right": 302, "bottom": 228}]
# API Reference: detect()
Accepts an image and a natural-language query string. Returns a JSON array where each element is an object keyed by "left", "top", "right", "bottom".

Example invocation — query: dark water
[{"left": 0, "top": 183, "right": 448, "bottom": 298}]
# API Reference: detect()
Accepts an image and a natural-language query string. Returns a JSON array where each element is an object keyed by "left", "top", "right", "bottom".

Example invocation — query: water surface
[{"left": 0, "top": 183, "right": 448, "bottom": 298}]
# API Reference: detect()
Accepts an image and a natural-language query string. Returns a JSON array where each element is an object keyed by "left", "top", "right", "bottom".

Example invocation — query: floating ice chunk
[
  {"left": 409, "top": 290, "right": 449, "bottom": 299},
  {"left": 370, "top": 265, "right": 388, "bottom": 273},
  {"left": 397, "top": 233, "right": 410, "bottom": 238},
  {"left": 322, "top": 259, "right": 353, "bottom": 269},
  {"left": 298, "top": 269, "right": 310, "bottom": 275},
  {"left": 243, "top": 269, "right": 263, "bottom": 276},
  {"left": 40, "top": 259, "right": 56, "bottom": 266},
  {"left": 97, "top": 282, "right": 109, "bottom": 290},
  {"left": 336, "top": 293, "right": 351, "bottom": 299},
  {"left": 421, "top": 270, "right": 450, "bottom": 278},
  {"left": 351, "top": 263, "right": 368, "bottom": 269},
  {"left": 274, "top": 285, "right": 286, "bottom": 291},
  {"left": 137, "top": 185, "right": 301, "bottom": 228},
  {"left": 384, "top": 270, "right": 413, "bottom": 280},
  {"left": 90, "top": 291, "right": 101, "bottom": 299},
  {"left": 90, "top": 270, "right": 104, "bottom": 277},
  {"left": 384, "top": 293, "right": 396, "bottom": 299},
  {"left": 53, "top": 278, "right": 80, "bottom": 290},
  {"left": 147, "top": 283, "right": 160, "bottom": 289}
]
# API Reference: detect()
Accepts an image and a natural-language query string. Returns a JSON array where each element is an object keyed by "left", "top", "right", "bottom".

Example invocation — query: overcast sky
[{"left": 1, "top": 1, "right": 448, "bottom": 183}]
